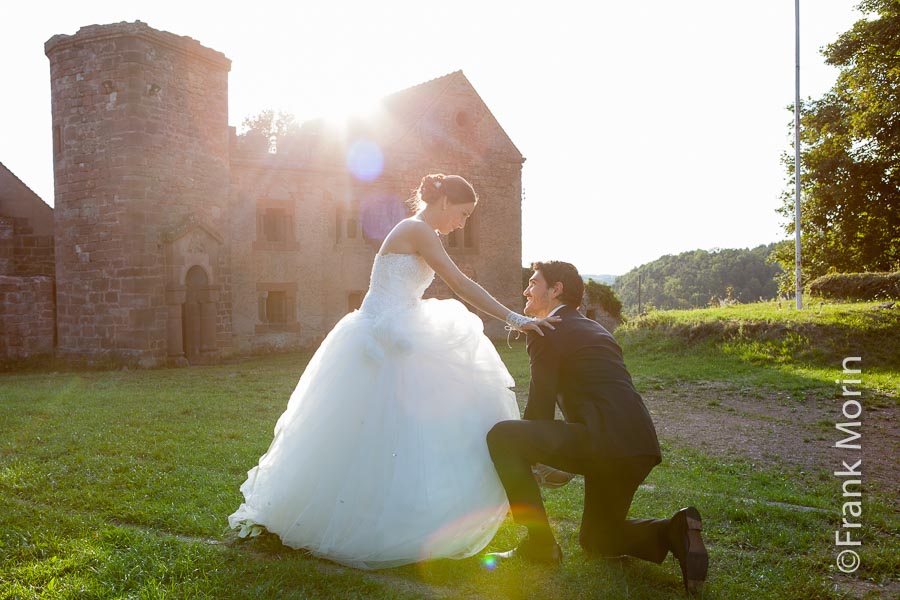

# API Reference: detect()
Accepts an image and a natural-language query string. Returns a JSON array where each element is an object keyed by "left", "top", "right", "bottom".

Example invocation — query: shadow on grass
[
  {"left": 1, "top": 345, "right": 896, "bottom": 598},
  {"left": 223, "top": 530, "right": 689, "bottom": 600}
]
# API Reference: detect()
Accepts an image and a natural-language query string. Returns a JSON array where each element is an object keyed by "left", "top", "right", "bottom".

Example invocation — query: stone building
[
  {"left": 582, "top": 300, "right": 621, "bottom": 334},
  {"left": 0, "top": 163, "right": 56, "bottom": 360},
  {"left": 23, "top": 21, "right": 524, "bottom": 367}
]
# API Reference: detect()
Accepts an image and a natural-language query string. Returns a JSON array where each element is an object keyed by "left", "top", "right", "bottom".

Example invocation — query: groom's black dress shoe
[
  {"left": 667, "top": 507, "right": 708, "bottom": 595},
  {"left": 485, "top": 540, "right": 563, "bottom": 566}
]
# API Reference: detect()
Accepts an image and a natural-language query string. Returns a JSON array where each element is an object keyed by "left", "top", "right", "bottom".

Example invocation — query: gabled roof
[
  {"left": 250, "top": 70, "right": 523, "bottom": 166},
  {"left": 380, "top": 70, "right": 523, "bottom": 159},
  {"left": 0, "top": 162, "right": 49, "bottom": 207},
  {"left": 0, "top": 162, "right": 53, "bottom": 236}
]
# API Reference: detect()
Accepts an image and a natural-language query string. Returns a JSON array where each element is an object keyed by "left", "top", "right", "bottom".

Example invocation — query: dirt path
[
  {"left": 641, "top": 381, "right": 898, "bottom": 500},
  {"left": 640, "top": 381, "right": 899, "bottom": 599}
]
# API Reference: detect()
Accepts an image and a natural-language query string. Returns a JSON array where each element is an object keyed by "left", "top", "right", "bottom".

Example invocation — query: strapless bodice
[{"left": 359, "top": 253, "right": 435, "bottom": 316}]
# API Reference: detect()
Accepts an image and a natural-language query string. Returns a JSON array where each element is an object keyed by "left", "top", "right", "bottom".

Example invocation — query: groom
[{"left": 486, "top": 261, "right": 708, "bottom": 594}]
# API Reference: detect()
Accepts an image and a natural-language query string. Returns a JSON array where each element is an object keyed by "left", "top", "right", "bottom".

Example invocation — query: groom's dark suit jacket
[{"left": 525, "top": 304, "right": 661, "bottom": 462}]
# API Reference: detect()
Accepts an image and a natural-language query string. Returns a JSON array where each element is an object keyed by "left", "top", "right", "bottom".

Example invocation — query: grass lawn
[
  {"left": 1, "top": 305, "right": 897, "bottom": 598},
  {"left": 616, "top": 301, "right": 899, "bottom": 399}
]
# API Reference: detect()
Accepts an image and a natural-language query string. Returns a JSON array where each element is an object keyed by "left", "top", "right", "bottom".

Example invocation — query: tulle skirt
[{"left": 228, "top": 298, "right": 520, "bottom": 569}]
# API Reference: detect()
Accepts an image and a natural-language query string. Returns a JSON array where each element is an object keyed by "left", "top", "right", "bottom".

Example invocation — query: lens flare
[
  {"left": 481, "top": 555, "right": 498, "bottom": 570},
  {"left": 347, "top": 139, "right": 384, "bottom": 182},
  {"left": 360, "top": 191, "right": 406, "bottom": 241},
  {"left": 412, "top": 501, "right": 510, "bottom": 576}
]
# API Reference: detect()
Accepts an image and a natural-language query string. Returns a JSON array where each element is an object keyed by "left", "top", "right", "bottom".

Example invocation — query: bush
[
  {"left": 584, "top": 279, "right": 623, "bottom": 321},
  {"left": 806, "top": 272, "right": 900, "bottom": 301}
]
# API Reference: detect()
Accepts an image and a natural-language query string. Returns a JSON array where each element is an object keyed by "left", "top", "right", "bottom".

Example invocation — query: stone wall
[
  {"left": 38, "top": 22, "right": 523, "bottom": 365},
  {"left": 229, "top": 157, "right": 522, "bottom": 350},
  {"left": 0, "top": 217, "right": 12, "bottom": 275},
  {"left": 45, "top": 22, "right": 232, "bottom": 366},
  {"left": 380, "top": 72, "right": 525, "bottom": 337},
  {"left": 583, "top": 305, "right": 621, "bottom": 334},
  {"left": 0, "top": 216, "right": 55, "bottom": 277},
  {"left": 0, "top": 275, "right": 55, "bottom": 360},
  {"left": 228, "top": 70, "right": 524, "bottom": 350}
]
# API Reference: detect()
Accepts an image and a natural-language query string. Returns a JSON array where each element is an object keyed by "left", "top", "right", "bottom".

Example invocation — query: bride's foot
[{"left": 234, "top": 519, "right": 266, "bottom": 539}]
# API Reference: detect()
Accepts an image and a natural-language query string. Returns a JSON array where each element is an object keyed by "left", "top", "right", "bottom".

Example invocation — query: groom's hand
[{"left": 522, "top": 315, "right": 560, "bottom": 336}]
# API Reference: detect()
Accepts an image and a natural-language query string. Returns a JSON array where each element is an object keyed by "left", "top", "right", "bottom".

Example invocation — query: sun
[
  {"left": 294, "top": 96, "right": 392, "bottom": 183},
  {"left": 309, "top": 96, "right": 387, "bottom": 134}
]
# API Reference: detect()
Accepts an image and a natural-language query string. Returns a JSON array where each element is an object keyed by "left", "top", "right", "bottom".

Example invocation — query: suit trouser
[{"left": 487, "top": 419, "right": 669, "bottom": 564}]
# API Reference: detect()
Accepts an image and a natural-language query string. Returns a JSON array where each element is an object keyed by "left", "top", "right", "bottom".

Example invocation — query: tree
[
  {"left": 614, "top": 245, "right": 782, "bottom": 314},
  {"left": 237, "top": 109, "right": 300, "bottom": 154},
  {"left": 775, "top": 0, "right": 900, "bottom": 292},
  {"left": 584, "top": 279, "right": 623, "bottom": 321}
]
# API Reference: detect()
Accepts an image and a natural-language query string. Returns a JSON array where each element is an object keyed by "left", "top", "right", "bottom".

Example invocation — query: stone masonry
[
  {"left": 15, "top": 21, "right": 524, "bottom": 366},
  {"left": 0, "top": 163, "right": 56, "bottom": 361},
  {"left": 0, "top": 275, "right": 54, "bottom": 360},
  {"left": 45, "top": 22, "right": 232, "bottom": 366}
]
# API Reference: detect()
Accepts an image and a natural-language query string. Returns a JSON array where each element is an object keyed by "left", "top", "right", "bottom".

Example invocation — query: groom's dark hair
[{"left": 532, "top": 261, "right": 584, "bottom": 308}]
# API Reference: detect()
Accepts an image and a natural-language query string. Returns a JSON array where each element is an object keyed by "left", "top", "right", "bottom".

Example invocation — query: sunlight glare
[
  {"left": 346, "top": 139, "right": 384, "bottom": 182},
  {"left": 318, "top": 97, "right": 386, "bottom": 134}
]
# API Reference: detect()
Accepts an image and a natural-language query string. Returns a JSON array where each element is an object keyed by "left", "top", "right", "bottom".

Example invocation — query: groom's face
[{"left": 523, "top": 270, "right": 557, "bottom": 318}]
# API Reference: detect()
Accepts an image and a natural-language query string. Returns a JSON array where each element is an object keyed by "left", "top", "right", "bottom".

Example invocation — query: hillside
[
  {"left": 582, "top": 273, "right": 617, "bottom": 285},
  {"left": 614, "top": 244, "right": 782, "bottom": 314},
  {"left": 617, "top": 300, "right": 899, "bottom": 384}
]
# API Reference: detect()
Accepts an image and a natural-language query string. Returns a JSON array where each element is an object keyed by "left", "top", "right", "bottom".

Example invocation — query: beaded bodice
[{"left": 359, "top": 253, "right": 435, "bottom": 316}]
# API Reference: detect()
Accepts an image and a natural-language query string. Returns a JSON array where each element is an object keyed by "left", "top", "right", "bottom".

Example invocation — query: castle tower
[{"left": 45, "top": 22, "right": 233, "bottom": 366}]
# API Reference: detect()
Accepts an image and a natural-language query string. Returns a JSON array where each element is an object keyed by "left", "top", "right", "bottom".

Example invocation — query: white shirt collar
[{"left": 546, "top": 304, "right": 567, "bottom": 318}]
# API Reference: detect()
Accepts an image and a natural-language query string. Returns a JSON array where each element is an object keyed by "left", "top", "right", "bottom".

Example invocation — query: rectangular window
[
  {"left": 263, "top": 209, "right": 287, "bottom": 243},
  {"left": 265, "top": 291, "right": 287, "bottom": 323},
  {"left": 463, "top": 219, "right": 475, "bottom": 248},
  {"left": 446, "top": 216, "right": 476, "bottom": 250},
  {"left": 254, "top": 199, "right": 298, "bottom": 251},
  {"left": 53, "top": 125, "right": 62, "bottom": 156},
  {"left": 255, "top": 284, "right": 300, "bottom": 334},
  {"left": 335, "top": 206, "right": 343, "bottom": 242}
]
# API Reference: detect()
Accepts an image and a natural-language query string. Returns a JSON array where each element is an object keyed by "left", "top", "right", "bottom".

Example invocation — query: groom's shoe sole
[
  {"left": 670, "top": 507, "right": 708, "bottom": 595},
  {"left": 532, "top": 464, "right": 576, "bottom": 488}
]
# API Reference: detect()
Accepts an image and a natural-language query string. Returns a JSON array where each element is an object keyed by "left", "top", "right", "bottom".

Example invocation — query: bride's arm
[{"left": 407, "top": 221, "right": 554, "bottom": 333}]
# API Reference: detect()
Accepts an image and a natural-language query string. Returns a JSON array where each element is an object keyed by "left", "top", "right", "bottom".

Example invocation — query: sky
[{"left": 0, "top": 1, "right": 864, "bottom": 275}]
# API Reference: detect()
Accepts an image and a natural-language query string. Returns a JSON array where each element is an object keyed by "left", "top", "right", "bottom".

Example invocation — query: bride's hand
[{"left": 520, "top": 315, "right": 560, "bottom": 336}]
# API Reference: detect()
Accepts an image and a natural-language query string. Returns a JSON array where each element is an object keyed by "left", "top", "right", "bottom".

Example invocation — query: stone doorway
[
  {"left": 163, "top": 219, "right": 226, "bottom": 366},
  {"left": 181, "top": 265, "right": 218, "bottom": 364}
]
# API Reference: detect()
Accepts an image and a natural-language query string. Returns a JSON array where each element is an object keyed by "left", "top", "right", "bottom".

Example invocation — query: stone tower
[{"left": 45, "top": 22, "right": 233, "bottom": 366}]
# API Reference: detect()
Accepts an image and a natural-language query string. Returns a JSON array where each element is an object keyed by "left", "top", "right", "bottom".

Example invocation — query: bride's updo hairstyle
[{"left": 408, "top": 173, "right": 478, "bottom": 211}]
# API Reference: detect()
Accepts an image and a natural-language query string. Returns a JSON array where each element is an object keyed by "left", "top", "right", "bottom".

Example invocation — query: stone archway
[
  {"left": 182, "top": 265, "right": 218, "bottom": 364},
  {"left": 163, "top": 219, "right": 226, "bottom": 366}
]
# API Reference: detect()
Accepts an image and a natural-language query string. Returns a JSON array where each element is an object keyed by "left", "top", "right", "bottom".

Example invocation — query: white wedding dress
[{"left": 229, "top": 253, "right": 520, "bottom": 569}]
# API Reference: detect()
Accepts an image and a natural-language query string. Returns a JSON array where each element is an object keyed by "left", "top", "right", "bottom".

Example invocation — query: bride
[{"left": 228, "top": 173, "right": 556, "bottom": 569}]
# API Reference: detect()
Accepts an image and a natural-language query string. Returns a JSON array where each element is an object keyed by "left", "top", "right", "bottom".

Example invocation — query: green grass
[
  {"left": 1, "top": 306, "right": 898, "bottom": 598},
  {"left": 617, "top": 300, "right": 899, "bottom": 400}
]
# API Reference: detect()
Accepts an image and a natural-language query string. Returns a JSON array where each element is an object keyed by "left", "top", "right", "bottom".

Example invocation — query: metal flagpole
[{"left": 794, "top": 0, "right": 803, "bottom": 310}]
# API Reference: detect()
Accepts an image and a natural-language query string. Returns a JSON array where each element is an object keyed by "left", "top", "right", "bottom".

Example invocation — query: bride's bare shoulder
[
  {"left": 381, "top": 218, "right": 434, "bottom": 253},
  {"left": 388, "top": 218, "right": 434, "bottom": 239},
  {"left": 395, "top": 217, "right": 431, "bottom": 231}
]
